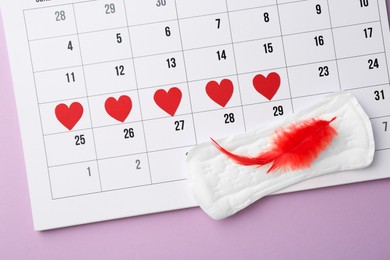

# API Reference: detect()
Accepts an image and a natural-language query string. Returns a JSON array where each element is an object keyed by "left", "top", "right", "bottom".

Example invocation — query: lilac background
[{"left": 1, "top": 2, "right": 390, "bottom": 259}]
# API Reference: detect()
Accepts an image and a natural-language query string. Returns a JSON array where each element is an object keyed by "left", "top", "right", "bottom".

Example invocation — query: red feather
[{"left": 211, "top": 117, "right": 338, "bottom": 173}]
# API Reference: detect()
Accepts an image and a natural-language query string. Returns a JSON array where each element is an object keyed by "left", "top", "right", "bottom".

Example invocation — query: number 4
[{"left": 68, "top": 41, "right": 73, "bottom": 51}]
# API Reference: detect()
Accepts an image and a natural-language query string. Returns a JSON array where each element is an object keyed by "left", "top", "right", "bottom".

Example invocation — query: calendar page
[{"left": 1, "top": 0, "right": 390, "bottom": 230}]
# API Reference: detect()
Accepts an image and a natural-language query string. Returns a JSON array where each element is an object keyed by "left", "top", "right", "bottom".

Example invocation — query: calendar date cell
[
  {"left": 349, "top": 85, "right": 390, "bottom": 118},
  {"left": 184, "top": 45, "right": 236, "bottom": 81},
  {"left": 291, "top": 93, "right": 328, "bottom": 112},
  {"left": 188, "top": 76, "right": 241, "bottom": 113},
  {"left": 129, "top": 20, "right": 182, "bottom": 57},
  {"left": 227, "top": 0, "right": 277, "bottom": 11},
  {"left": 143, "top": 114, "right": 196, "bottom": 151},
  {"left": 84, "top": 59, "right": 137, "bottom": 96},
  {"left": 149, "top": 147, "right": 192, "bottom": 183},
  {"left": 279, "top": 0, "right": 331, "bottom": 34},
  {"left": 288, "top": 61, "right": 340, "bottom": 98},
  {"left": 179, "top": 13, "right": 232, "bottom": 49},
  {"left": 333, "top": 22, "right": 384, "bottom": 59},
  {"left": 94, "top": 122, "right": 147, "bottom": 159},
  {"left": 24, "top": 5, "right": 77, "bottom": 40},
  {"left": 243, "top": 99, "right": 293, "bottom": 131},
  {"left": 229, "top": 6, "right": 281, "bottom": 43},
  {"left": 371, "top": 116, "right": 390, "bottom": 150},
  {"left": 74, "top": 0, "right": 127, "bottom": 33},
  {"left": 99, "top": 154, "right": 151, "bottom": 191},
  {"left": 239, "top": 68, "right": 290, "bottom": 105},
  {"left": 138, "top": 84, "right": 192, "bottom": 120},
  {"left": 125, "top": 0, "right": 177, "bottom": 26},
  {"left": 338, "top": 53, "right": 388, "bottom": 90},
  {"left": 283, "top": 29, "right": 336, "bottom": 66},
  {"left": 45, "top": 130, "right": 96, "bottom": 167},
  {"left": 79, "top": 28, "right": 132, "bottom": 64},
  {"left": 328, "top": 0, "right": 379, "bottom": 27},
  {"left": 40, "top": 98, "right": 91, "bottom": 135},
  {"left": 30, "top": 35, "right": 82, "bottom": 72},
  {"left": 88, "top": 91, "right": 142, "bottom": 128},
  {"left": 234, "top": 37, "right": 285, "bottom": 74},
  {"left": 35, "top": 67, "right": 86, "bottom": 103},
  {"left": 49, "top": 161, "right": 100, "bottom": 199},
  {"left": 193, "top": 107, "right": 245, "bottom": 143},
  {"left": 134, "top": 52, "right": 186, "bottom": 88},
  {"left": 176, "top": 0, "right": 226, "bottom": 19}
]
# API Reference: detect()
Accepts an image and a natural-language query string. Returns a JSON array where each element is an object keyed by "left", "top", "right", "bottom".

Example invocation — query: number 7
[
  {"left": 383, "top": 121, "right": 388, "bottom": 132},
  {"left": 215, "top": 18, "right": 221, "bottom": 29}
]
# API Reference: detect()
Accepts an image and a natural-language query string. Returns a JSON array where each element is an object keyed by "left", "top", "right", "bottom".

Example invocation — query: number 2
[{"left": 135, "top": 159, "right": 141, "bottom": 170}]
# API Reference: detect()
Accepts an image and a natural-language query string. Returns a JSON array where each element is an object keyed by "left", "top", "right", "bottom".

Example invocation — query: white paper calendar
[{"left": 1, "top": 0, "right": 390, "bottom": 230}]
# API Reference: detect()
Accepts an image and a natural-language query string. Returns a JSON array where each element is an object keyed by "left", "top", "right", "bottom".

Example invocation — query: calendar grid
[
  {"left": 22, "top": 10, "right": 55, "bottom": 200},
  {"left": 71, "top": 3, "right": 103, "bottom": 192},
  {"left": 48, "top": 144, "right": 196, "bottom": 168},
  {"left": 173, "top": 0, "right": 199, "bottom": 145},
  {"left": 26, "top": 19, "right": 382, "bottom": 46},
  {"left": 23, "top": 0, "right": 98, "bottom": 11},
  {"left": 51, "top": 178, "right": 188, "bottom": 200},
  {"left": 325, "top": 0, "right": 342, "bottom": 91},
  {"left": 122, "top": 0, "right": 153, "bottom": 185},
  {"left": 22, "top": 0, "right": 390, "bottom": 200},
  {"left": 224, "top": 0, "right": 247, "bottom": 131},
  {"left": 31, "top": 49, "right": 387, "bottom": 77},
  {"left": 47, "top": 141, "right": 390, "bottom": 170},
  {"left": 274, "top": 0, "right": 295, "bottom": 113},
  {"left": 40, "top": 101, "right": 390, "bottom": 140},
  {"left": 376, "top": 2, "right": 390, "bottom": 85},
  {"left": 32, "top": 50, "right": 387, "bottom": 78}
]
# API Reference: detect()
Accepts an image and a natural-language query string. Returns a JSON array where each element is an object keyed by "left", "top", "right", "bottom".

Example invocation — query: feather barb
[{"left": 211, "top": 117, "right": 338, "bottom": 173}]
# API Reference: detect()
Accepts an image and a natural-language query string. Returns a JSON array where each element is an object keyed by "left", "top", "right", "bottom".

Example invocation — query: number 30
[{"left": 156, "top": 0, "right": 166, "bottom": 7}]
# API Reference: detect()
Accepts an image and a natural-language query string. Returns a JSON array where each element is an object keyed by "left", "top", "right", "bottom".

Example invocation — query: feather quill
[{"left": 211, "top": 117, "right": 338, "bottom": 173}]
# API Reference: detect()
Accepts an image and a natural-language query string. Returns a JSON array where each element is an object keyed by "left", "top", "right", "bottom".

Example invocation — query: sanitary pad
[{"left": 186, "top": 92, "right": 375, "bottom": 220}]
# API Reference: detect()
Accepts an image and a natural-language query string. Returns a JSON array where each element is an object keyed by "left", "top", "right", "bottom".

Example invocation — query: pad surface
[{"left": 186, "top": 92, "right": 375, "bottom": 220}]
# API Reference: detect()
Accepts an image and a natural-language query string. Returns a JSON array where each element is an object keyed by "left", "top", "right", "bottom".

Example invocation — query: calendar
[{"left": 1, "top": 0, "right": 390, "bottom": 230}]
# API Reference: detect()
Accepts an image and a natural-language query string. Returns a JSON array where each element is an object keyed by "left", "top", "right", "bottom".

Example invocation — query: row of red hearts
[{"left": 55, "top": 72, "right": 281, "bottom": 131}]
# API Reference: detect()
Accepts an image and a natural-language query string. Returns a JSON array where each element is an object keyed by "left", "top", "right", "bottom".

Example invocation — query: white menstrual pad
[{"left": 186, "top": 92, "right": 375, "bottom": 220}]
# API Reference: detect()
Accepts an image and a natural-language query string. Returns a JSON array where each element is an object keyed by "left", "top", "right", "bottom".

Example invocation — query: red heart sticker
[
  {"left": 55, "top": 102, "right": 83, "bottom": 131},
  {"left": 205, "top": 79, "right": 234, "bottom": 107},
  {"left": 252, "top": 72, "right": 281, "bottom": 101},
  {"left": 154, "top": 87, "right": 182, "bottom": 116},
  {"left": 105, "top": 95, "right": 133, "bottom": 122}
]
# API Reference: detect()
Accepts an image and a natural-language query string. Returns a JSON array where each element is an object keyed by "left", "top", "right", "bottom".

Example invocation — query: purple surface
[{"left": 1, "top": 3, "right": 390, "bottom": 260}]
